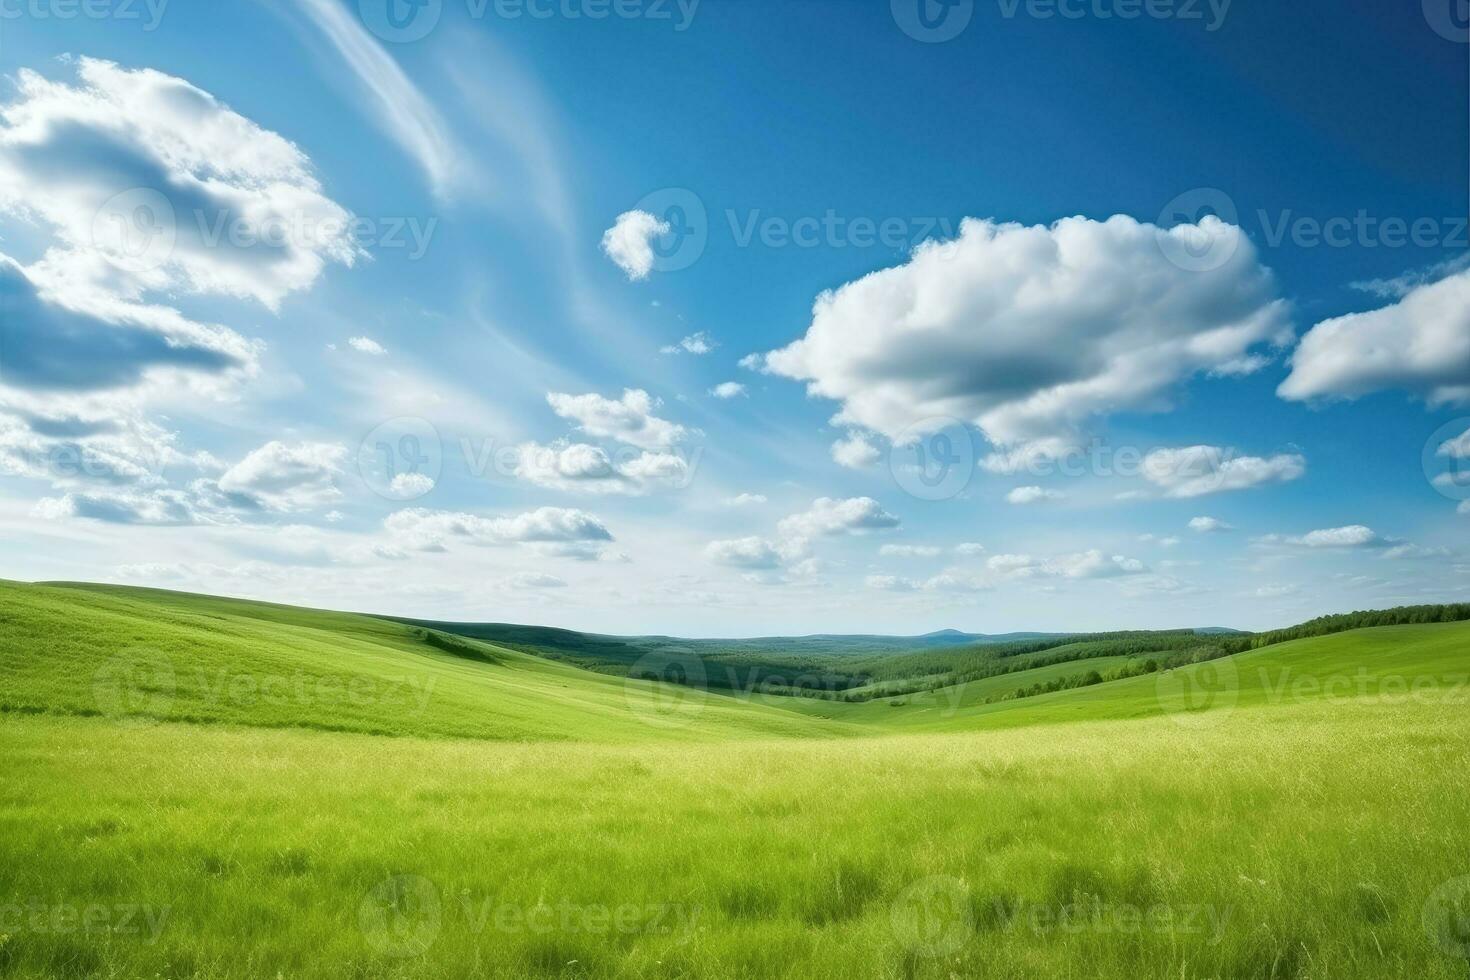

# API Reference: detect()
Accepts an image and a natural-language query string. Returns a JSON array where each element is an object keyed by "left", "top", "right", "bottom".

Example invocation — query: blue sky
[{"left": 0, "top": 0, "right": 1466, "bottom": 634}]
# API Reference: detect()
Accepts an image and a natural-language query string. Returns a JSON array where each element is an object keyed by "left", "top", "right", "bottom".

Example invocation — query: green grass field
[{"left": 3, "top": 580, "right": 1469, "bottom": 978}]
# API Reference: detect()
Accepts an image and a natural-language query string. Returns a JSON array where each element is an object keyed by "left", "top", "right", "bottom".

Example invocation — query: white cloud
[
  {"left": 34, "top": 489, "right": 214, "bottom": 526},
  {"left": 663, "top": 332, "right": 715, "bottom": 355},
  {"left": 509, "top": 441, "right": 688, "bottom": 495},
  {"left": 1142, "top": 446, "right": 1305, "bottom": 498},
  {"left": 866, "top": 573, "right": 989, "bottom": 593},
  {"left": 988, "top": 549, "right": 1146, "bottom": 580},
  {"left": 723, "top": 493, "right": 767, "bottom": 507},
  {"left": 294, "top": 0, "right": 461, "bottom": 197},
  {"left": 831, "top": 432, "right": 881, "bottom": 469},
  {"left": 704, "top": 536, "right": 785, "bottom": 570},
  {"left": 503, "top": 572, "right": 568, "bottom": 590},
  {"left": 1436, "top": 426, "right": 1470, "bottom": 460},
  {"left": 880, "top": 544, "right": 942, "bottom": 558},
  {"left": 546, "top": 389, "right": 687, "bottom": 450},
  {"left": 709, "top": 382, "right": 746, "bottom": 399},
  {"left": 758, "top": 215, "right": 1289, "bottom": 453},
  {"left": 0, "top": 257, "right": 256, "bottom": 395},
  {"left": 601, "top": 210, "right": 669, "bottom": 281},
  {"left": 777, "top": 497, "right": 900, "bottom": 539},
  {"left": 954, "top": 542, "right": 987, "bottom": 556},
  {"left": 385, "top": 506, "right": 613, "bottom": 553},
  {"left": 1189, "top": 516, "right": 1233, "bottom": 533},
  {"left": 0, "top": 59, "right": 359, "bottom": 311},
  {"left": 1006, "top": 485, "right": 1065, "bottom": 505},
  {"left": 1254, "top": 584, "right": 1300, "bottom": 598},
  {"left": 1139, "top": 534, "right": 1181, "bottom": 548},
  {"left": 388, "top": 473, "right": 435, "bottom": 498},
  {"left": 216, "top": 441, "right": 346, "bottom": 513},
  {"left": 1279, "top": 266, "right": 1470, "bottom": 404},
  {"left": 1291, "top": 525, "right": 1383, "bottom": 549},
  {"left": 348, "top": 336, "right": 387, "bottom": 355}
]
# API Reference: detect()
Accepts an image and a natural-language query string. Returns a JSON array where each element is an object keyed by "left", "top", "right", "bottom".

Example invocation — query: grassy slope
[
  {"left": 0, "top": 581, "right": 852, "bottom": 743},
  {"left": 2, "top": 699, "right": 1466, "bottom": 978},
  {"left": 3, "top": 581, "right": 1470, "bottom": 977}
]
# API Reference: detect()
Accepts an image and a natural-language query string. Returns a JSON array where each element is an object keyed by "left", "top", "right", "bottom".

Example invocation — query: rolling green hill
[
  {"left": 0, "top": 581, "right": 854, "bottom": 743},
  {"left": 2, "top": 580, "right": 1469, "bottom": 979}
]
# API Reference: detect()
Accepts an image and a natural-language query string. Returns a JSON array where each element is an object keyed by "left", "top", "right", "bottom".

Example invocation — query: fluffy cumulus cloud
[
  {"left": 709, "top": 382, "right": 746, "bottom": 399},
  {"left": 385, "top": 506, "right": 613, "bottom": 553},
  {"left": 216, "top": 441, "right": 346, "bottom": 513},
  {"left": 30, "top": 436, "right": 352, "bottom": 526},
  {"left": 0, "top": 258, "right": 254, "bottom": 393},
  {"left": 756, "top": 215, "right": 1290, "bottom": 454},
  {"left": 704, "top": 536, "right": 787, "bottom": 570},
  {"left": 510, "top": 441, "right": 689, "bottom": 495},
  {"left": 879, "top": 544, "right": 942, "bottom": 558},
  {"left": 1189, "top": 516, "right": 1233, "bottom": 533},
  {"left": 831, "top": 432, "right": 881, "bottom": 469},
  {"left": 34, "top": 488, "right": 208, "bottom": 526},
  {"left": 777, "top": 497, "right": 900, "bottom": 540},
  {"left": 723, "top": 493, "right": 767, "bottom": 507},
  {"left": 866, "top": 573, "right": 989, "bottom": 593},
  {"left": 1439, "top": 426, "right": 1470, "bottom": 459},
  {"left": 1007, "top": 485, "right": 1065, "bottom": 505},
  {"left": 601, "top": 209, "right": 668, "bottom": 281},
  {"left": 663, "top": 332, "right": 715, "bottom": 355},
  {"left": 987, "top": 550, "right": 1147, "bottom": 580},
  {"left": 1279, "top": 266, "right": 1470, "bottom": 404},
  {"left": 0, "top": 58, "right": 358, "bottom": 311},
  {"left": 348, "top": 336, "right": 387, "bottom": 355},
  {"left": 1141, "top": 446, "right": 1305, "bottom": 498},
  {"left": 1287, "top": 525, "right": 1383, "bottom": 549},
  {"left": 546, "top": 389, "right": 687, "bottom": 451}
]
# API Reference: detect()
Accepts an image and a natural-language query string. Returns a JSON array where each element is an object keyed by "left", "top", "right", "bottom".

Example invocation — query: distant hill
[{"left": 385, "top": 618, "right": 1074, "bottom": 664}]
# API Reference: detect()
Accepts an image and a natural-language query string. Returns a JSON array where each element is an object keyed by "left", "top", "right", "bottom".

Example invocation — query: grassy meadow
[{"left": 2, "top": 580, "right": 1470, "bottom": 978}]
